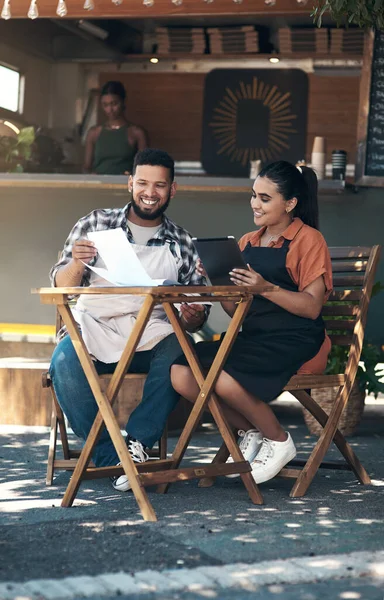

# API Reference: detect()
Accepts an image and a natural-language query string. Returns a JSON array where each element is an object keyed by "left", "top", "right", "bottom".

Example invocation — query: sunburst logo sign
[{"left": 202, "top": 69, "right": 308, "bottom": 177}]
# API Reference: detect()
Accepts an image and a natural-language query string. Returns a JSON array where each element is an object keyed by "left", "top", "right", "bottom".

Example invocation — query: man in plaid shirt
[{"left": 49, "top": 149, "right": 207, "bottom": 492}]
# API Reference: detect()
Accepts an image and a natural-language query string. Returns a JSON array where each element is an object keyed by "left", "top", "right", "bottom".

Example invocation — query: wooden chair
[
  {"left": 44, "top": 308, "right": 167, "bottom": 486},
  {"left": 200, "top": 245, "right": 381, "bottom": 497}
]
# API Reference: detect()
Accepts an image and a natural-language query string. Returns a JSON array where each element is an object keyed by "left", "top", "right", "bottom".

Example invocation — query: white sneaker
[
  {"left": 226, "top": 429, "right": 263, "bottom": 478},
  {"left": 251, "top": 432, "right": 297, "bottom": 484},
  {"left": 111, "top": 438, "right": 149, "bottom": 492}
]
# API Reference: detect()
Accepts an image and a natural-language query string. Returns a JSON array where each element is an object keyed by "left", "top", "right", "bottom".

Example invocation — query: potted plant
[
  {"left": 0, "top": 126, "right": 35, "bottom": 173},
  {"left": 312, "top": 0, "right": 384, "bottom": 29},
  {"left": 302, "top": 281, "right": 384, "bottom": 436},
  {"left": 303, "top": 343, "right": 384, "bottom": 436}
]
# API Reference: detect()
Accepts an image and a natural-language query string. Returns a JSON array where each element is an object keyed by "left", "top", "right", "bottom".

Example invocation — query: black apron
[{"left": 175, "top": 238, "right": 325, "bottom": 402}]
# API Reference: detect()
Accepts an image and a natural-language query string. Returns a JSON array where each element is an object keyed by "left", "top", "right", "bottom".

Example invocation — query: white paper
[
  {"left": 84, "top": 228, "right": 212, "bottom": 307},
  {"left": 87, "top": 228, "right": 154, "bottom": 286}
]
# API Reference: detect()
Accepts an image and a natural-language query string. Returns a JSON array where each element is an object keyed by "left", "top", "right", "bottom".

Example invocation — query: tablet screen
[{"left": 193, "top": 237, "right": 247, "bottom": 286}]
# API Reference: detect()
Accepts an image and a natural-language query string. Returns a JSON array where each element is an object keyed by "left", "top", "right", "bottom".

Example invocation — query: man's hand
[
  {"left": 72, "top": 239, "right": 97, "bottom": 264},
  {"left": 180, "top": 303, "right": 206, "bottom": 332}
]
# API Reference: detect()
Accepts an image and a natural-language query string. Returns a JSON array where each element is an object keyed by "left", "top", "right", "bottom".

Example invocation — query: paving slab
[{"left": 0, "top": 398, "right": 383, "bottom": 598}]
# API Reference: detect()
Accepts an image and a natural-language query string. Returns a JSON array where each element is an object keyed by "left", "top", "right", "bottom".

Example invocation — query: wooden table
[{"left": 34, "top": 285, "right": 277, "bottom": 522}]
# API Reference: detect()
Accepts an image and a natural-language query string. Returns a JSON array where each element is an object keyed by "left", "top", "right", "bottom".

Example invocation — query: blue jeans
[{"left": 50, "top": 333, "right": 183, "bottom": 467}]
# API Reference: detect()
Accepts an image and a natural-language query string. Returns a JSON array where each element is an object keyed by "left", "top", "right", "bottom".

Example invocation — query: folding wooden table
[{"left": 34, "top": 284, "right": 277, "bottom": 522}]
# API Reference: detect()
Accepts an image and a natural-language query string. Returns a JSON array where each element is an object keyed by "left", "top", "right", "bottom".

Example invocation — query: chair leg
[
  {"left": 52, "top": 388, "right": 71, "bottom": 460},
  {"left": 46, "top": 405, "right": 58, "bottom": 486},
  {"left": 290, "top": 389, "right": 371, "bottom": 497},
  {"left": 198, "top": 440, "right": 230, "bottom": 488},
  {"left": 294, "top": 389, "right": 371, "bottom": 484},
  {"left": 159, "top": 424, "right": 168, "bottom": 460}
]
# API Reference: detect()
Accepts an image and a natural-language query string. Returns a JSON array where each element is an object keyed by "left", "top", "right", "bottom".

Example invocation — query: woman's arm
[
  {"left": 262, "top": 276, "right": 325, "bottom": 319},
  {"left": 83, "top": 127, "right": 99, "bottom": 173},
  {"left": 230, "top": 266, "right": 326, "bottom": 320},
  {"left": 130, "top": 125, "right": 148, "bottom": 151},
  {"left": 221, "top": 300, "right": 237, "bottom": 317}
]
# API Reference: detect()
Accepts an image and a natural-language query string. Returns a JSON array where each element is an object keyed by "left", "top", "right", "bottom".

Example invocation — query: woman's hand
[{"left": 229, "top": 264, "right": 268, "bottom": 288}]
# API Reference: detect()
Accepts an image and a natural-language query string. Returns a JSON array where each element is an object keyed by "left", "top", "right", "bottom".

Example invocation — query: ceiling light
[
  {"left": 269, "top": 56, "right": 280, "bottom": 63},
  {"left": 77, "top": 19, "right": 109, "bottom": 39},
  {"left": 150, "top": 57, "right": 159, "bottom": 64},
  {"left": 27, "top": 0, "right": 38, "bottom": 19},
  {"left": 1, "top": 0, "right": 11, "bottom": 19},
  {"left": 56, "top": 0, "right": 67, "bottom": 16}
]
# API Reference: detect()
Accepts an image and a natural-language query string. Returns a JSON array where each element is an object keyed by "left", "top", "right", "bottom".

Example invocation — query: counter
[{"left": 0, "top": 173, "right": 347, "bottom": 194}]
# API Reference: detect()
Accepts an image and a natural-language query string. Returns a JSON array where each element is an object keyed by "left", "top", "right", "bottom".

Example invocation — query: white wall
[{"left": 50, "top": 62, "right": 87, "bottom": 140}]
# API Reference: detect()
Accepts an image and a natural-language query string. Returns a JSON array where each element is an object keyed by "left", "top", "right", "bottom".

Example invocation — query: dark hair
[
  {"left": 132, "top": 148, "right": 175, "bottom": 182},
  {"left": 100, "top": 81, "right": 126, "bottom": 102},
  {"left": 257, "top": 161, "right": 319, "bottom": 230}
]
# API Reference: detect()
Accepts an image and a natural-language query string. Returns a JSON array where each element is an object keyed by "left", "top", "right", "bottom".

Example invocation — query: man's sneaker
[
  {"left": 111, "top": 437, "right": 149, "bottom": 492},
  {"left": 226, "top": 429, "right": 263, "bottom": 478},
  {"left": 251, "top": 432, "right": 296, "bottom": 484}
]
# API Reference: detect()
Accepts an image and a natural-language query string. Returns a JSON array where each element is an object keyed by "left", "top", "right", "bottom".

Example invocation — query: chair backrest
[{"left": 323, "top": 245, "right": 381, "bottom": 383}]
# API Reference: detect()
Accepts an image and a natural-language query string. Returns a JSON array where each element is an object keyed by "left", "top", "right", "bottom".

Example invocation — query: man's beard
[{"left": 130, "top": 193, "right": 171, "bottom": 221}]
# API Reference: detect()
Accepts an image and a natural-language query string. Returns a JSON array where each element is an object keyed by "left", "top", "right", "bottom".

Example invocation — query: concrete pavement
[{"left": 0, "top": 396, "right": 383, "bottom": 599}]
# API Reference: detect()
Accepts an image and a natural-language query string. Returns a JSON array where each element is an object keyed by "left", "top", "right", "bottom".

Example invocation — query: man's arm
[
  {"left": 50, "top": 212, "right": 100, "bottom": 288},
  {"left": 55, "top": 239, "right": 97, "bottom": 287},
  {"left": 179, "top": 303, "right": 206, "bottom": 333}
]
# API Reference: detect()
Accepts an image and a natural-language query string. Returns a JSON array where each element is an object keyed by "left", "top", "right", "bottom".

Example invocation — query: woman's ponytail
[
  {"left": 295, "top": 165, "right": 319, "bottom": 230},
  {"left": 257, "top": 161, "right": 320, "bottom": 230}
]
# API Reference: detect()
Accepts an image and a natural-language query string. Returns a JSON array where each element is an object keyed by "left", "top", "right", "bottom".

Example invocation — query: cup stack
[
  {"left": 311, "top": 136, "right": 326, "bottom": 180},
  {"left": 249, "top": 159, "right": 262, "bottom": 179},
  {"left": 332, "top": 150, "right": 347, "bottom": 180}
]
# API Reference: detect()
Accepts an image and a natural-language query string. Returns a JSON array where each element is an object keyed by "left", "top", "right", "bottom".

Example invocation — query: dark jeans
[{"left": 50, "top": 333, "right": 183, "bottom": 467}]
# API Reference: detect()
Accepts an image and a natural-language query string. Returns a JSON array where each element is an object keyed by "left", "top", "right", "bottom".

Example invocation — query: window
[{"left": 0, "top": 64, "right": 21, "bottom": 113}]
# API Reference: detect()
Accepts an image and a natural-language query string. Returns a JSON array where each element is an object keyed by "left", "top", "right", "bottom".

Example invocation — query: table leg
[
  {"left": 58, "top": 296, "right": 158, "bottom": 522},
  {"left": 158, "top": 300, "right": 263, "bottom": 504}
]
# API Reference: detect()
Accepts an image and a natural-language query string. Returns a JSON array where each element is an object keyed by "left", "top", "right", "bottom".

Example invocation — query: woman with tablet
[{"left": 171, "top": 160, "right": 332, "bottom": 484}]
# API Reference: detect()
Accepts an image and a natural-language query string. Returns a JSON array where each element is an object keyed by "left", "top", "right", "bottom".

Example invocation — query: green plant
[
  {"left": 325, "top": 280, "right": 384, "bottom": 397},
  {"left": 326, "top": 343, "right": 384, "bottom": 397},
  {"left": 312, "top": 0, "right": 384, "bottom": 30},
  {"left": 0, "top": 126, "right": 35, "bottom": 172}
]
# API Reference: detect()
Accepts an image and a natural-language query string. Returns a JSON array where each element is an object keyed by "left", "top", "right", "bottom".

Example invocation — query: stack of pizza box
[
  {"left": 278, "top": 27, "right": 329, "bottom": 54},
  {"left": 207, "top": 26, "right": 259, "bottom": 54},
  {"left": 330, "top": 28, "right": 364, "bottom": 55},
  {"left": 155, "top": 27, "right": 206, "bottom": 54}
]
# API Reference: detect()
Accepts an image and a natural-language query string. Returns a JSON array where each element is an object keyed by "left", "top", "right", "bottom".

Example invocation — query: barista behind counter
[{"left": 83, "top": 81, "right": 148, "bottom": 175}]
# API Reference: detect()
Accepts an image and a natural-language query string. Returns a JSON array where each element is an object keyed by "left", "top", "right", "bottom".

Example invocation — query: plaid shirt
[{"left": 50, "top": 203, "right": 206, "bottom": 288}]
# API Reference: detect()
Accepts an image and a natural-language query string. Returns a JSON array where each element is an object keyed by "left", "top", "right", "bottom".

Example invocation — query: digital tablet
[{"left": 193, "top": 236, "right": 247, "bottom": 286}]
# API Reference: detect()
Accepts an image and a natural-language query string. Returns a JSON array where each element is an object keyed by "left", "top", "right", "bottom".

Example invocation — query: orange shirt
[{"left": 238, "top": 218, "right": 333, "bottom": 374}]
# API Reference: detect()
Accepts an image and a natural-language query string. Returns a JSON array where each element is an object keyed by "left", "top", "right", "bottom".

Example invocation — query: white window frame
[{"left": 0, "top": 62, "right": 24, "bottom": 114}]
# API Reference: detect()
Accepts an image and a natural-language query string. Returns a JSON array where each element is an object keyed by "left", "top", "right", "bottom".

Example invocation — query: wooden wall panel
[
  {"left": 307, "top": 74, "right": 360, "bottom": 163},
  {"left": 99, "top": 72, "right": 205, "bottom": 161},
  {"left": 99, "top": 71, "right": 360, "bottom": 164}
]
